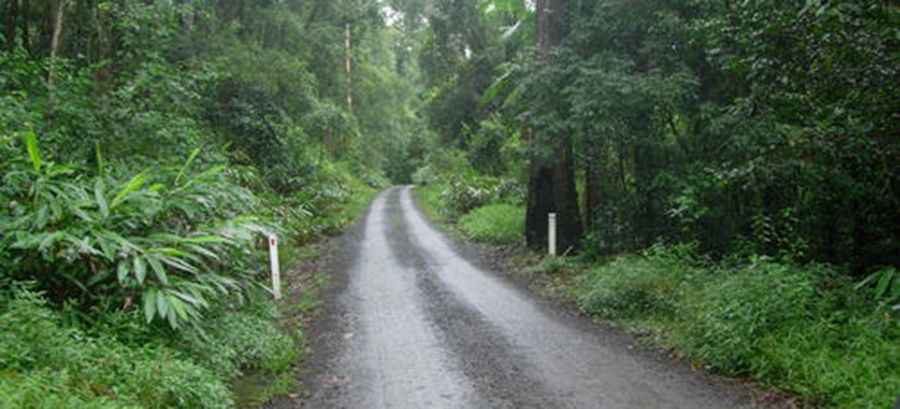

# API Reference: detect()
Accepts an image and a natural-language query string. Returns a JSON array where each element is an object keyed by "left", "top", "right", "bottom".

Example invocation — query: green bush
[
  {"left": 572, "top": 250, "right": 900, "bottom": 407},
  {"left": 0, "top": 287, "right": 233, "bottom": 409},
  {"left": 573, "top": 246, "right": 700, "bottom": 319},
  {"left": 441, "top": 175, "right": 502, "bottom": 216},
  {"left": 757, "top": 316, "right": 900, "bottom": 408},
  {"left": 458, "top": 204, "right": 524, "bottom": 244},
  {"left": 679, "top": 258, "right": 818, "bottom": 374},
  {"left": 0, "top": 135, "right": 269, "bottom": 329},
  {"left": 180, "top": 292, "right": 297, "bottom": 379}
]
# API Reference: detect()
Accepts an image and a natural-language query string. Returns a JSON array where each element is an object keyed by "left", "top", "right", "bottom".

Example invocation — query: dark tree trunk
[
  {"left": 525, "top": 155, "right": 555, "bottom": 248},
  {"left": 584, "top": 147, "right": 602, "bottom": 231},
  {"left": 554, "top": 137, "right": 582, "bottom": 251},
  {"left": 4, "top": 0, "right": 18, "bottom": 50},
  {"left": 525, "top": 0, "right": 582, "bottom": 251}
]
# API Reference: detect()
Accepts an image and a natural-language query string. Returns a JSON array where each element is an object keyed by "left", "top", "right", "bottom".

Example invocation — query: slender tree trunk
[
  {"left": 584, "top": 146, "right": 602, "bottom": 231},
  {"left": 49, "top": 0, "right": 66, "bottom": 60},
  {"left": 20, "top": 0, "right": 30, "bottom": 52},
  {"left": 47, "top": 0, "right": 67, "bottom": 117},
  {"left": 345, "top": 22, "right": 353, "bottom": 114},
  {"left": 4, "top": 0, "right": 18, "bottom": 50},
  {"left": 525, "top": 0, "right": 582, "bottom": 251}
]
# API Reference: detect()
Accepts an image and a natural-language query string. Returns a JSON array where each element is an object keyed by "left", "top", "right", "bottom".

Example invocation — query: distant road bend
[{"left": 294, "top": 186, "right": 754, "bottom": 409}]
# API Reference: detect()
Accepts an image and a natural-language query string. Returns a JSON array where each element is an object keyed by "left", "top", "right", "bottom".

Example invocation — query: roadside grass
[
  {"left": 569, "top": 248, "right": 900, "bottom": 408},
  {"left": 414, "top": 184, "right": 448, "bottom": 225},
  {"left": 318, "top": 176, "right": 378, "bottom": 235},
  {"left": 458, "top": 203, "right": 525, "bottom": 245}
]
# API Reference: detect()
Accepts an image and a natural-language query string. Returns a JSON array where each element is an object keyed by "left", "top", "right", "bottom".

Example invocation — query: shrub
[
  {"left": 757, "top": 315, "right": 900, "bottom": 408},
  {"left": 0, "top": 135, "right": 269, "bottom": 329},
  {"left": 571, "top": 252, "right": 900, "bottom": 407},
  {"left": 412, "top": 164, "right": 438, "bottom": 186},
  {"left": 458, "top": 204, "right": 525, "bottom": 244},
  {"left": 573, "top": 248, "right": 699, "bottom": 319},
  {"left": 0, "top": 286, "right": 233, "bottom": 409},
  {"left": 441, "top": 175, "right": 501, "bottom": 216},
  {"left": 679, "top": 258, "right": 818, "bottom": 374},
  {"left": 180, "top": 292, "right": 297, "bottom": 379}
]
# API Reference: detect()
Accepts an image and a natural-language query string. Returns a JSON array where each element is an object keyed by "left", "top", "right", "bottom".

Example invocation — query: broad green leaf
[
  {"left": 134, "top": 256, "right": 147, "bottom": 284},
  {"left": 480, "top": 69, "right": 512, "bottom": 107},
  {"left": 22, "top": 131, "right": 42, "bottom": 172},
  {"left": 146, "top": 255, "right": 169, "bottom": 285},
  {"left": 111, "top": 173, "right": 147, "bottom": 209},
  {"left": 186, "top": 244, "right": 220, "bottom": 261},
  {"left": 94, "top": 179, "right": 109, "bottom": 219},
  {"left": 143, "top": 289, "right": 157, "bottom": 323},
  {"left": 169, "top": 296, "right": 189, "bottom": 321},
  {"left": 117, "top": 261, "right": 130, "bottom": 283},
  {"left": 874, "top": 269, "right": 895, "bottom": 299},
  {"left": 158, "top": 255, "right": 198, "bottom": 274},
  {"left": 176, "top": 147, "right": 202, "bottom": 185},
  {"left": 95, "top": 142, "right": 104, "bottom": 177},
  {"left": 156, "top": 291, "right": 169, "bottom": 321},
  {"left": 171, "top": 290, "right": 205, "bottom": 308}
]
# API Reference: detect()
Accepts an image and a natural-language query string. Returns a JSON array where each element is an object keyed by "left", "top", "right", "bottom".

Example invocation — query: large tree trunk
[{"left": 525, "top": 0, "right": 582, "bottom": 251}]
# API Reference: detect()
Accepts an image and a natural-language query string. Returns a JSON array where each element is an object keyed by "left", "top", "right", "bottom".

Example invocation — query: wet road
[{"left": 298, "top": 186, "right": 753, "bottom": 409}]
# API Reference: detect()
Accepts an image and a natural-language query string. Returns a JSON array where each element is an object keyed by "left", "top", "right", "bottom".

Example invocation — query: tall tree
[{"left": 524, "top": 0, "right": 581, "bottom": 251}]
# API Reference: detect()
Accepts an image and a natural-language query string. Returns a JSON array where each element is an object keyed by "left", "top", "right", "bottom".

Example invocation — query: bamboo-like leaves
[
  {"left": 97, "top": 185, "right": 111, "bottom": 222},
  {"left": 111, "top": 173, "right": 146, "bottom": 209},
  {"left": 3, "top": 135, "right": 270, "bottom": 330},
  {"left": 22, "top": 131, "right": 42, "bottom": 173}
]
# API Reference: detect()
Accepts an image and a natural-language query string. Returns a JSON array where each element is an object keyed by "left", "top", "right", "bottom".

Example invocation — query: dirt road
[{"left": 290, "top": 186, "right": 754, "bottom": 409}]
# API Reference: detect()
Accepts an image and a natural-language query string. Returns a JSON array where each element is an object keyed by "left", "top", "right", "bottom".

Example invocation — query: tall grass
[
  {"left": 458, "top": 203, "right": 525, "bottom": 245},
  {"left": 571, "top": 248, "right": 900, "bottom": 408}
]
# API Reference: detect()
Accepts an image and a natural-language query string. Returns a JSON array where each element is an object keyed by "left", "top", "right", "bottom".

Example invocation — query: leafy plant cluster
[
  {"left": 1, "top": 0, "right": 409, "bottom": 407},
  {"left": 0, "top": 287, "right": 234, "bottom": 409},
  {"left": 572, "top": 248, "right": 900, "bottom": 408},
  {"left": 458, "top": 203, "right": 525, "bottom": 245},
  {"left": 1, "top": 134, "right": 265, "bottom": 330}
]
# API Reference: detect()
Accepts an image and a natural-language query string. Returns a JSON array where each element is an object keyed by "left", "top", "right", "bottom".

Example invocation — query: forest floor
[{"left": 264, "top": 186, "right": 789, "bottom": 409}]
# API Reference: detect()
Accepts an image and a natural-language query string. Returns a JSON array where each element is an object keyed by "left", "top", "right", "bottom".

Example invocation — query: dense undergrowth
[
  {"left": 415, "top": 157, "right": 900, "bottom": 407},
  {"left": 568, "top": 248, "right": 900, "bottom": 408},
  {"left": 0, "top": 1, "right": 399, "bottom": 407}
]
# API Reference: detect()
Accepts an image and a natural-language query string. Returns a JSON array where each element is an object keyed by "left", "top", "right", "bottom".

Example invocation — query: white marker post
[
  {"left": 548, "top": 213, "right": 557, "bottom": 256},
  {"left": 268, "top": 233, "right": 281, "bottom": 300}
]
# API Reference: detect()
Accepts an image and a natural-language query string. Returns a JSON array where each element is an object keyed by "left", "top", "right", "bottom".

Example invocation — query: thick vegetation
[
  {"left": 1, "top": 0, "right": 419, "bottom": 407},
  {"left": 408, "top": 0, "right": 899, "bottom": 407},
  {"left": 570, "top": 250, "right": 900, "bottom": 408},
  {"left": 3, "top": 0, "right": 898, "bottom": 407}
]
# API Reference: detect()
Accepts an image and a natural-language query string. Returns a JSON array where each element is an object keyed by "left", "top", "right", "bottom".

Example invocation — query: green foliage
[
  {"left": 179, "top": 293, "right": 298, "bottom": 379},
  {"left": 855, "top": 267, "right": 900, "bottom": 311},
  {"left": 572, "top": 251, "right": 900, "bottom": 408},
  {"left": 2, "top": 0, "right": 414, "bottom": 407},
  {"left": 574, "top": 248, "right": 698, "bottom": 319},
  {"left": 0, "top": 287, "right": 233, "bottom": 409},
  {"left": 679, "top": 259, "right": 819, "bottom": 373},
  {"left": 441, "top": 176, "right": 503, "bottom": 216},
  {"left": 458, "top": 204, "right": 525, "bottom": 245},
  {"left": 1, "top": 135, "right": 266, "bottom": 330}
]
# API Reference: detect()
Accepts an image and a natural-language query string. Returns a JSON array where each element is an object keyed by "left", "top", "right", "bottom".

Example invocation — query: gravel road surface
[{"left": 289, "top": 186, "right": 755, "bottom": 409}]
